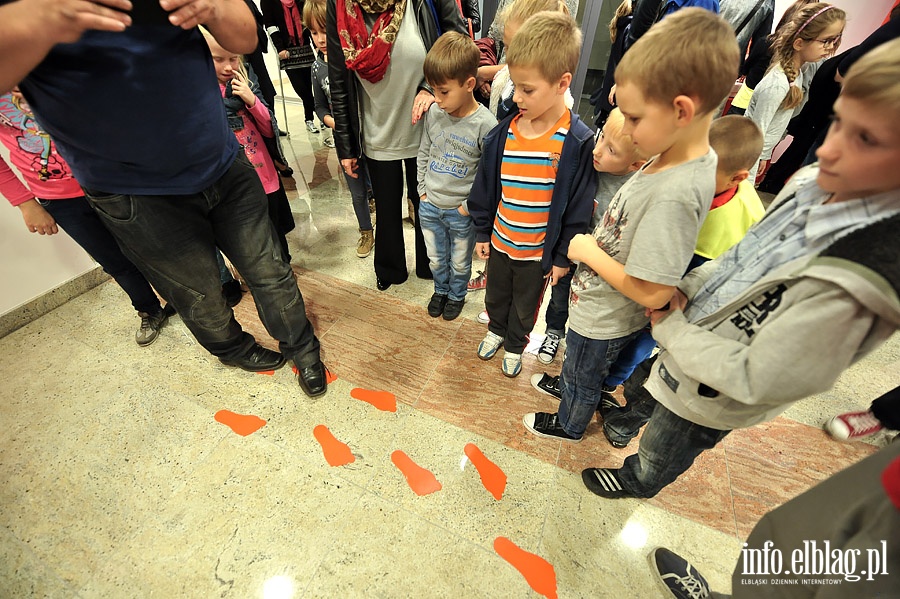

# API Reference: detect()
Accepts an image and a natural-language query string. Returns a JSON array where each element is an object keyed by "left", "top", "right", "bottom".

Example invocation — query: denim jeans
[
  {"left": 557, "top": 328, "right": 644, "bottom": 437},
  {"left": 418, "top": 200, "right": 475, "bottom": 301},
  {"left": 84, "top": 154, "right": 321, "bottom": 366},
  {"left": 38, "top": 196, "right": 162, "bottom": 315},
  {"left": 344, "top": 154, "right": 373, "bottom": 231},
  {"left": 615, "top": 401, "right": 730, "bottom": 498},
  {"left": 603, "top": 327, "right": 657, "bottom": 387},
  {"left": 543, "top": 265, "right": 575, "bottom": 337}
]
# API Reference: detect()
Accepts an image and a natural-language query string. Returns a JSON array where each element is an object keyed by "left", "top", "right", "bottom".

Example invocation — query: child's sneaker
[
  {"left": 357, "top": 229, "right": 374, "bottom": 258},
  {"left": 648, "top": 546, "right": 711, "bottom": 599},
  {"left": 477, "top": 331, "right": 503, "bottom": 360},
  {"left": 537, "top": 332, "right": 561, "bottom": 364},
  {"left": 443, "top": 299, "right": 465, "bottom": 321},
  {"left": 427, "top": 293, "right": 448, "bottom": 318},
  {"left": 501, "top": 351, "right": 522, "bottom": 377},
  {"left": 476, "top": 310, "right": 490, "bottom": 324},
  {"left": 468, "top": 270, "right": 487, "bottom": 291},
  {"left": 306, "top": 120, "right": 319, "bottom": 133},
  {"left": 825, "top": 410, "right": 883, "bottom": 441},
  {"left": 523, "top": 412, "right": 582, "bottom": 443},
  {"left": 530, "top": 373, "right": 562, "bottom": 400},
  {"left": 323, "top": 135, "right": 336, "bottom": 148}
]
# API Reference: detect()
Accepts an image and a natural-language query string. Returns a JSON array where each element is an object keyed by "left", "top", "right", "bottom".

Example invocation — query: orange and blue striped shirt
[{"left": 491, "top": 112, "right": 570, "bottom": 261}]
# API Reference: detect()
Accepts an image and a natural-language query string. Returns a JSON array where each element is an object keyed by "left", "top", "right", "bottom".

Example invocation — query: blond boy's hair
[
  {"left": 840, "top": 38, "right": 900, "bottom": 116},
  {"left": 423, "top": 31, "right": 480, "bottom": 86},
  {"left": 506, "top": 11, "right": 581, "bottom": 82},
  {"left": 615, "top": 8, "right": 739, "bottom": 115},
  {"left": 504, "top": 0, "right": 569, "bottom": 28},
  {"left": 709, "top": 116, "right": 763, "bottom": 174},
  {"left": 303, "top": 0, "right": 327, "bottom": 29},
  {"left": 604, "top": 107, "right": 648, "bottom": 162}
]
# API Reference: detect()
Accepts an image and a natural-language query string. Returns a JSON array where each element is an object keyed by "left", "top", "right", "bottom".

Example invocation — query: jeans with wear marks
[
  {"left": 85, "top": 154, "right": 320, "bottom": 366},
  {"left": 418, "top": 200, "right": 475, "bottom": 301}
]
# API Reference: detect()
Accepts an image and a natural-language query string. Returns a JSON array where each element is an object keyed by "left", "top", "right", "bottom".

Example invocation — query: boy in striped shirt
[{"left": 469, "top": 12, "right": 597, "bottom": 378}]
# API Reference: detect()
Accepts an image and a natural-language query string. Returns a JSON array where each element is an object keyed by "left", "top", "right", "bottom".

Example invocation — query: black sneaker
[
  {"left": 530, "top": 373, "right": 562, "bottom": 400},
  {"left": 523, "top": 412, "right": 581, "bottom": 443},
  {"left": 581, "top": 467, "right": 633, "bottom": 499},
  {"left": 427, "top": 293, "right": 448, "bottom": 317},
  {"left": 649, "top": 547, "right": 711, "bottom": 598},
  {"left": 442, "top": 298, "right": 465, "bottom": 321}
]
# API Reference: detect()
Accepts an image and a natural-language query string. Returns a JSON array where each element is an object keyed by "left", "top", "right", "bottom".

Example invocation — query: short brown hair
[
  {"left": 841, "top": 38, "right": 900, "bottom": 116},
  {"left": 302, "top": 0, "right": 327, "bottom": 30},
  {"left": 423, "top": 31, "right": 480, "bottom": 86},
  {"left": 709, "top": 116, "right": 763, "bottom": 174},
  {"left": 615, "top": 8, "right": 739, "bottom": 115},
  {"left": 506, "top": 11, "right": 581, "bottom": 82}
]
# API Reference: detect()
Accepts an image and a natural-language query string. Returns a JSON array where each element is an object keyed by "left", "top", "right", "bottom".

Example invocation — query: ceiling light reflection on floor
[
  {"left": 619, "top": 520, "right": 649, "bottom": 549},
  {"left": 263, "top": 575, "right": 294, "bottom": 599}
]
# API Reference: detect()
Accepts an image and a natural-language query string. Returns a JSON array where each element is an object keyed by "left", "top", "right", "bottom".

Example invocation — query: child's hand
[
  {"left": 647, "top": 289, "right": 687, "bottom": 326},
  {"left": 567, "top": 233, "right": 598, "bottom": 263},
  {"left": 545, "top": 265, "right": 568, "bottom": 286},
  {"left": 18, "top": 199, "right": 58, "bottom": 235},
  {"left": 457, "top": 205, "right": 469, "bottom": 216},
  {"left": 475, "top": 242, "right": 490, "bottom": 260},
  {"left": 231, "top": 71, "right": 256, "bottom": 107}
]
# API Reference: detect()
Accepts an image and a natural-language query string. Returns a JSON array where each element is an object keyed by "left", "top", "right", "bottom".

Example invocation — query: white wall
[{"left": 0, "top": 143, "right": 97, "bottom": 316}]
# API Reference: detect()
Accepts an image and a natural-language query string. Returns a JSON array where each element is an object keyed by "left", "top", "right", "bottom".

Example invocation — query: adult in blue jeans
[{"left": 4, "top": 0, "right": 328, "bottom": 397}]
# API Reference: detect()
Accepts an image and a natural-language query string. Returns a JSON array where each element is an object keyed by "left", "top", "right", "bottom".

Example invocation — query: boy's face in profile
[
  {"left": 508, "top": 65, "right": 567, "bottom": 125},
  {"left": 615, "top": 80, "right": 678, "bottom": 157},
  {"left": 431, "top": 77, "right": 476, "bottom": 118},
  {"left": 592, "top": 123, "right": 637, "bottom": 175},
  {"left": 816, "top": 96, "right": 900, "bottom": 202},
  {"left": 309, "top": 22, "right": 327, "bottom": 55}
]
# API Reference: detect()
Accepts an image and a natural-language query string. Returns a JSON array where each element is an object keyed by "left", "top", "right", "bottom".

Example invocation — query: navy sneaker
[{"left": 649, "top": 547, "right": 711, "bottom": 598}]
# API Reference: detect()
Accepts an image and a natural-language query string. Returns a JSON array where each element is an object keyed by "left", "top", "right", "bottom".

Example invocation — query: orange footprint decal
[
  {"left": 494, "top": 537, "right": 557, "bottom": 599},
  {"left": 214, "top": 410, "right": 266, "bottom": 436},
  {"left": 464, "top": 443, "right": 507, "bottom": 500},
  {"left": 391, "top": 450, "right": 441, "bottom": 496},
  {"left": 351, "top": 388, "right": 397, "bottom": 412},
  {"left": 292, "top": 365, "right": 338, "bottom": 383},
  {"left": 313, "top": 425, "right": 355, "bottom": 466},
  {"left": 256, "top": 370, "right": 275, "bottom": 376}
]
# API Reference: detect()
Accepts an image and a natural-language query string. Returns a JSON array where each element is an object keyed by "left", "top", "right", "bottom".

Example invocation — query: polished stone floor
[{"left": 1, "top": 102, "right": 898, "bottom": 598}]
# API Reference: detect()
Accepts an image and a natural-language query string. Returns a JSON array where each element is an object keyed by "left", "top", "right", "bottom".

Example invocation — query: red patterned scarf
[
  {"left": 337, "top": 0, "right": 406, "bottom": 83},
  {"left": 281, "top": 0, "right": 304, "bottom": 45}
]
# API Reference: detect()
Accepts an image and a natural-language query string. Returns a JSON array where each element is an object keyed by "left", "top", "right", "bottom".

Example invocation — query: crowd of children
[{"left": 4, "top": 0, "right": 899, "bottom": 533}]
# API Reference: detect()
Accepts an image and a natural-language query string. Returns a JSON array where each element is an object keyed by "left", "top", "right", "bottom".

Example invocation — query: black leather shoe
[
  {"left": 427, "top": 293, "right": 447, "bottom": 317},
  {"left": 219, "top": 344, "right": 286, "bottom": 372},
  {"left": 376, "top": 277, "right": 391, "bottom": 291},
  {"left": 442, "top": 298, "right": 465, "bottom": 321},
  {"left": 297, "top": 360, "right": 328, "bottom": 397}
]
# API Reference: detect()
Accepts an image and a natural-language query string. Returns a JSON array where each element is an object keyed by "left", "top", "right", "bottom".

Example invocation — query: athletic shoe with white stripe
[
  {"left": 581, "top": 467, "right": 632, "bottom": 499},
  {"left": 523, "top": 412, "right": 581, "bottom": 443}
]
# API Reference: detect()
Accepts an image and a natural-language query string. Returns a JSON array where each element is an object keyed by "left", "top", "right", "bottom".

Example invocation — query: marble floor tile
[
  {"left": 0, "top": 527, "right": 73, "bottom": 599},
  {"left": 78, "top": 434, "right": 367, "bottom": 598}
]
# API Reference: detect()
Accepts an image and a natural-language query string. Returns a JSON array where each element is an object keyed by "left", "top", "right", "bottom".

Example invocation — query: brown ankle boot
[{"left": 357, "top": 229, "right": 374, "bottom": 258}]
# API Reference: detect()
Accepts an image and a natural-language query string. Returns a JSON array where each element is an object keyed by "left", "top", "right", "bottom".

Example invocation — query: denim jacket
[{"left": 468, "top": 110, "right": 597, "bottom": 275}]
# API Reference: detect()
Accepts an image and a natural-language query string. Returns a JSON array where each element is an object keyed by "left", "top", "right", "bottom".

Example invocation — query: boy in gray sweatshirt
[{"left": 417, "top": 32, "right": 497, "bottom": 321}]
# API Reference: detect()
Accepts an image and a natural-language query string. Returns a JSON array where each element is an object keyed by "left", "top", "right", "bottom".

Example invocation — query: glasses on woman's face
[{"left": 815, "top": 34, "right": 842, "bottom": 49}]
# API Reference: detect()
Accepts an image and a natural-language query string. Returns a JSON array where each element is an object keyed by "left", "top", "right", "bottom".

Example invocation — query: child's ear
[
  {"left": 629, "top": 159, "right": 647, "bottom": 172},
  {"left": 672, "top": 95, "right": 696, "bottom": 124},
  {"left": 557, "top": 72, "right": 572, "bottom": 94},
  {"left": 731, "top": 169, "right": 750, "bottom": 185},
  {"left": 465, "top": 76, "right": 477, "bottom": 93}
]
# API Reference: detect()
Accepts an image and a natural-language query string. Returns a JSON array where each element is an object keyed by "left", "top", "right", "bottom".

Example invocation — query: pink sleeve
[
  {"left": 0, "top": 156, "right": 36, "bottom": 206},
  {"left": 245, "top": 97, "right": 275, "bottom": 138}
]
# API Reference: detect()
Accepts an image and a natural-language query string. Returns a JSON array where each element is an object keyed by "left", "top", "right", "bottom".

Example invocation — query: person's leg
[
  {"left": 504, "top": 261, "right": 546, "bottom": 354},
  {"left": 543, "top": 266, "right": 573, "bottom": 338},
  {"left": 345, "top": 168, "right": 373, "bottom": 231},
  {"left": 614, "top": 402, "right": 730, "bottom": 498},
  {"left": 603, "top": 328, "right": 656, "bottom": 388},
  {"left": 265, "top": 184, "right": 294, "bottom": 262},
  {"left": 404, "top": 158, "right": 430, "bottom": 279},
  {"left": 285, "top": 64, "right": 316, "bottom": 124},
  {"left": 870, "top": 385, "right": 900, "bottom": 431},
  {"left": 484, "top": 249, "right": 512, "bottom": 341},
  {"left": 418, "top": 200, "right": 451, "bottom": 298},
  {"left": 210, "top": 156, "right": 321, "bottom": 368},
  {"left": 366, "top": 156, "right": 408, "bottom": 285},
  {"left": 602, "top": 355, "right": 659, "bottom": 446},
  {"left": 446, "top": 207, "right": 475, "bottom": 303},
  {"left": 557, "top": 329, "right": 639, "bottom": 437},
  {"left": 39, "top": 197, "right": 162, "bottom": 315}
]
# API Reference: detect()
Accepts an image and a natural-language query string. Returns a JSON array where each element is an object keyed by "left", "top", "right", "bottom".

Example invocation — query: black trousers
[
  {"left": 872, "top": 385, "right": 900, "bottom": 431},
  {"left": 366, "top": 156, "right": 429, "bottom": 284},
  {"left": 284, "top": 64, "right": 316, "bottom": 122},
  {"left": 484, "top": 250, "right": 547, "bottom": 354}
]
